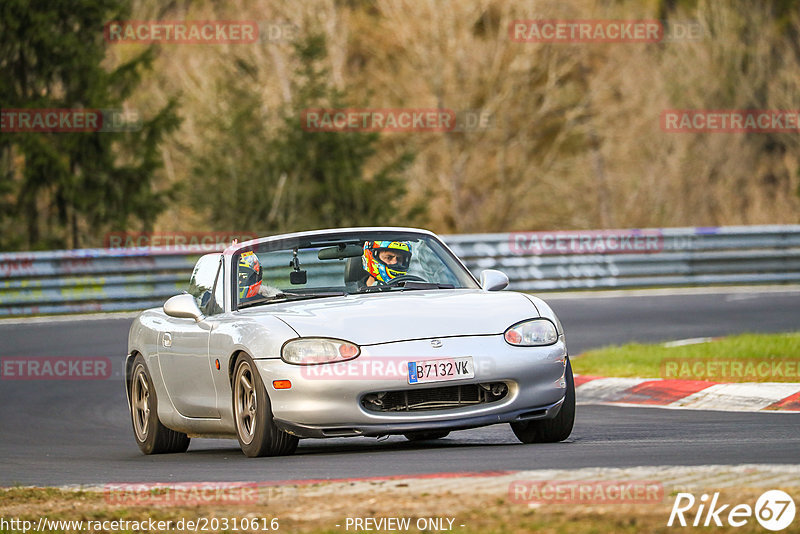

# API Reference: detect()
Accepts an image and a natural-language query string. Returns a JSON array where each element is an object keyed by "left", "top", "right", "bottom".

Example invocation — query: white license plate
[{"left": 407, "top": 357, "right": 474, "bottom": 384}]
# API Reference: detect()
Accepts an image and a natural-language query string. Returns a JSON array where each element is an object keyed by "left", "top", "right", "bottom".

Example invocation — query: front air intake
[{"left": 361, "top": 382, "right": 508, "bottom": 412}]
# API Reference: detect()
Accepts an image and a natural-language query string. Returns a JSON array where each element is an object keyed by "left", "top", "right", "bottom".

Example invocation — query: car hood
[{"left": 252, "top": 289, "right": 540, "bottom": 346}]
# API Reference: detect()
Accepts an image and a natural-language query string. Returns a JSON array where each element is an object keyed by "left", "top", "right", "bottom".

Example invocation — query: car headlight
[
  {"left": 281, "top": 338, "right": 360, "bottom": 365},
  {"left": 504, "top": 319, "right": 558, "bottom": 346}
]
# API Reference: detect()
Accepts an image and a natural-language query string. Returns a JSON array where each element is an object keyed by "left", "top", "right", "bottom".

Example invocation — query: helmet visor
[
  {"left": 373, "top": 248, "right": 411, "bottom": 272},
  {"left": 238, "top": 269, "right": 259, "bottom": 288}
]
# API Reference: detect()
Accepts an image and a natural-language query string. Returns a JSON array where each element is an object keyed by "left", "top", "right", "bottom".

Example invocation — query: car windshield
[{"left": 233, "top": 231, "right": 478, "bottom": 309}]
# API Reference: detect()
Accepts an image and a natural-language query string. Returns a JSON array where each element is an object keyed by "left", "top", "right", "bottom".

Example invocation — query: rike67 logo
[{"left": 668, "top": 490, "right": 795, "bottom": 531}]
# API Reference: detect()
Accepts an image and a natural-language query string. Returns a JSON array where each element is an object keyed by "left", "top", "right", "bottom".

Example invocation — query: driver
[{"left": 361, "top": 241, "right": 412, "bottom": 287}]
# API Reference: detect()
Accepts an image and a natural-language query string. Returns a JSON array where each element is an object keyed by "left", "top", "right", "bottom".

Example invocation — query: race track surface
[{"left": 1, "top": 289, "right": 798, "bottom": 486}]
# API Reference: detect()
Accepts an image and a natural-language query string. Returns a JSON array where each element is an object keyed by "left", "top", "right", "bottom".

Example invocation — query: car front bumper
[
  {"left": 255, "top": 334, "right": 568, "bottom": 438},
  {"left": 273, "top": 398, "right": 565, "bottom": 438}
]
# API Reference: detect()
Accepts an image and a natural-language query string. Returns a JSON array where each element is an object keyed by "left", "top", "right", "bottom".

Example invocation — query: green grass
[{"left": 571, "top": 332, "right": 800, "bottom": 382}]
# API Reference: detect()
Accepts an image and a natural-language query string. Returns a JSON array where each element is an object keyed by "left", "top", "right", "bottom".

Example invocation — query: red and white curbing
[{"left": 575, "top": 375, "right": 800, "bottom": 412}]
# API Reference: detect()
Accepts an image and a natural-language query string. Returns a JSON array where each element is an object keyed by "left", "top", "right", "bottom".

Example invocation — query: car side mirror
[
  {"left": 164, "top": 294, "right": 204, "bottom": 320},
  {"left": 480, "top": 269, "right": 509, "bottom": 291}
]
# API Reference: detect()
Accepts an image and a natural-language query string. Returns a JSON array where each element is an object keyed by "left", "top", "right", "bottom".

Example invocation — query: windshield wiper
[
  {"left": 268, "top": 291, "right": 347, "bottom": 302},
  {"left": 239, "top": 291, "right": 347, "bottom": 308},
  {"left": 358, "top": 285, "right": 393, "bottom": 293},
  {"left": 358, "top": 282, "right": 455, "bottom": 293},
  {"left": 399, "top": 281, "right": 455, "bottom": 290}
]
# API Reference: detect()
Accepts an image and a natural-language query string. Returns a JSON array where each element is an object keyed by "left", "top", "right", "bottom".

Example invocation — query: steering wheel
[{"left": 386, "top": 274, "right": 425, "bottom": 286}]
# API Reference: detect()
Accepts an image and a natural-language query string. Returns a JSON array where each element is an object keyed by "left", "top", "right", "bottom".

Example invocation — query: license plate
[{"left": 408, "top": 357, "right": 474, "bottom": 384}]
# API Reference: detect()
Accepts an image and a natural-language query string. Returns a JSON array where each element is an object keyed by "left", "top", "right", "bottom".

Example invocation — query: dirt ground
[{"left": 2, "top": 466, "right": 798, "bottom": 533}]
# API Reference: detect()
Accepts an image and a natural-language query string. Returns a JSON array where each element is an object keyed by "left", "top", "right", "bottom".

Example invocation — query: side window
[{"left": 188, "top": 254, "right": 222, "bottom": 314}]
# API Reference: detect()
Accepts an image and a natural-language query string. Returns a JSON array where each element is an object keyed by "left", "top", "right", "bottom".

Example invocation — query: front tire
[
  {"left": 511, "top": 357, "right": 575, "bottom": 444},
  {"left": 233, "top": 354, "right": 298, "bottom": 457},
  {"left": 129, "top": 354, "right": 190, "bottom": 454}
]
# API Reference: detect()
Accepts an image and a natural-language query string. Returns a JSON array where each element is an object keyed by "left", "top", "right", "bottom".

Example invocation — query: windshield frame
[{"left": 228, "top": 228, "right": 479, "bottom": 312}]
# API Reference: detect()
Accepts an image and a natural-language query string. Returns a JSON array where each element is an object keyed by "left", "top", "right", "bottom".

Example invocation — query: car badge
[{"left": 430, "top": 339, "right": 442, "bottom": 348}]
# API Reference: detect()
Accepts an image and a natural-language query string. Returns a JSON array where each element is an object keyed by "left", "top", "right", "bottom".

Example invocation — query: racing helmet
[
  {"left": 238, "top": 251, "right": 262, "bottom": 300},
  {"left": 362, "top": 241, "right": 412, "bottom": 284}
]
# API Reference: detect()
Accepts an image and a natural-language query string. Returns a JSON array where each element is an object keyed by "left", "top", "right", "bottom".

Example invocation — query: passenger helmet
[{"left": 238, "top": 251, "right": 262, "bottom": 300}]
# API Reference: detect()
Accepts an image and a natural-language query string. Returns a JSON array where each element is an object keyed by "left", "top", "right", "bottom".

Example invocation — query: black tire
[
  {"left": 403, "top": 431, "right": 450, "bottom": 441},
  {"left": 129, "top": 354, "right": 191, "bottom": 454},
  {"left": 511, "top": 357, "right": 575, "bottom": 444},
  {"left": 233, "top": 354, "right": 298, "bottom": 457}
]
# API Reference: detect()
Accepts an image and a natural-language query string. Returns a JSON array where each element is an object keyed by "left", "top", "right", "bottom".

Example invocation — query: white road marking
[{"left": 670, "top": 383, "right": 800, "bottom": 412}]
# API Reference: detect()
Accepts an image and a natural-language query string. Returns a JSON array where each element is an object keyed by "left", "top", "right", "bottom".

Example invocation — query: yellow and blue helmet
[
  {"left": 362, "top": 241, "right": 412, "bottom": 284},
  {"left": 238, "top": 251, "right": 262, "bottom": 300}
]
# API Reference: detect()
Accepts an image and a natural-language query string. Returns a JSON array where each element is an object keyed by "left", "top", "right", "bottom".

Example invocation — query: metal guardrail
[
  {"left": 446, "top": 225, "right": 800, "bottom": 291},
  {"left": 0, "top": 225, "right": 798, "bottom": 317}
]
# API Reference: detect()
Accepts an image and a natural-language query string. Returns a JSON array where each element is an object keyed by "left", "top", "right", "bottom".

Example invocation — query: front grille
[{"left": 361, "top": 382, "right": 508, "bottom": 412}]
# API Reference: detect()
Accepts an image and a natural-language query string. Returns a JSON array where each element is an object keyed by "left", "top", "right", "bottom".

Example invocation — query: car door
[{"left": 157, "top": 253, "right": 223, "bottom": 419}]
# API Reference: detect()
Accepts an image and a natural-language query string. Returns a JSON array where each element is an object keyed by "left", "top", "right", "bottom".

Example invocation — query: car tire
[
  {"left": 403, "top": 431, "right": 450, "bottom": 441},
  {"left": 511, "top": 357, "right": 575, "bottom": 444},
  {"left": 233, "top": 354, "right": 298, "bottom": 458},
  {"left": 129, "top": 354, "right": 191, "bottom": 454}
]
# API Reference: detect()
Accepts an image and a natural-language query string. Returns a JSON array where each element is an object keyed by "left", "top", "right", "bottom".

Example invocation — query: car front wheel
[
  {"left": 129, "top": 354, "right": 190, "bottom": 454},
  {"left": 511, "top": 357, "right": 575, "bottom": 444},
  {"left": 233, "top": 354, "right": 298, "bottom": 457}
]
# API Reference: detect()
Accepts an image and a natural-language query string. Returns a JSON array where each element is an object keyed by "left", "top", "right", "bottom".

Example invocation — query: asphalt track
[{"left": 0, "top": 288, "right": 798, "bottom": 486}]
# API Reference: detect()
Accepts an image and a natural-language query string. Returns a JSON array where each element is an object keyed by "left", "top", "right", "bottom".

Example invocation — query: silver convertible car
[{"left": 126, "top": 228, "right": 574, "bottom": 457}]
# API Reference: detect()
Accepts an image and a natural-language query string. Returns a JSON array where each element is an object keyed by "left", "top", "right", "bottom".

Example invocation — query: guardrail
[{"left": 1, "top": 225, "right": 798, "bottom": 317}]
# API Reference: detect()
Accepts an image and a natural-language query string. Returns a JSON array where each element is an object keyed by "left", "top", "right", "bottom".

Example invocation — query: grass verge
[{"left": 571, "top": 332, "right": 800, "bottom": 382}]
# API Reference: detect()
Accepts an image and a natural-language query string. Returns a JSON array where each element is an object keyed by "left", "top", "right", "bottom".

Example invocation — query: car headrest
[{"left": 344, "top": 256, "right": 369, "bottom": 283}]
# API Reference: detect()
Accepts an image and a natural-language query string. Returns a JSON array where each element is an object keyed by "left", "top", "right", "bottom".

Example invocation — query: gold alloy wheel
[
  {"left": 131, "top": 364, "right": 151, "bottom": 442},
  {"left": 234, "top": 360, "right": 257, "bottom": 445}
]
